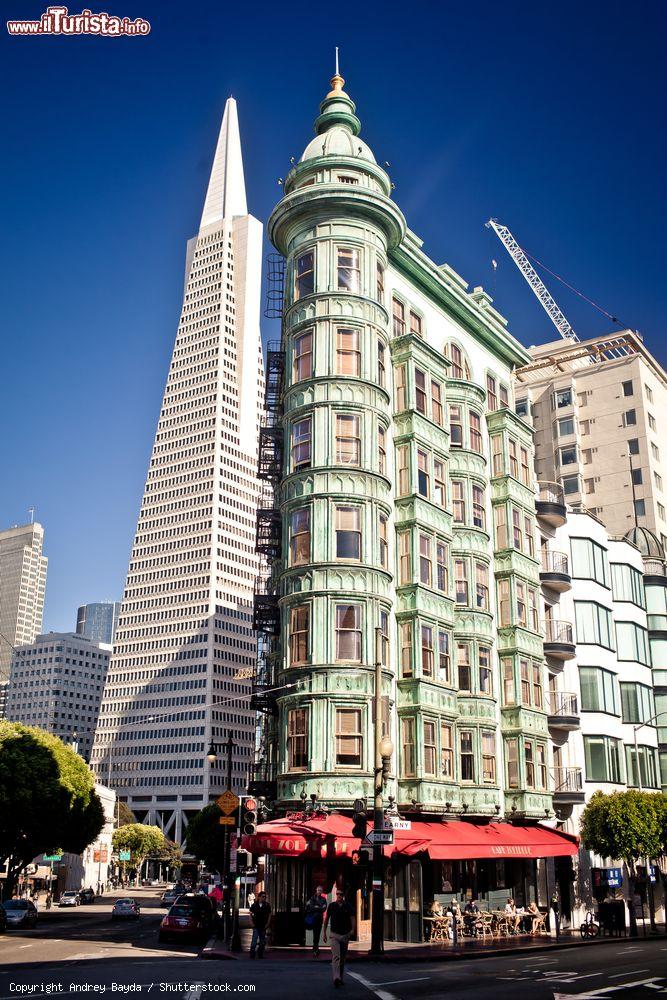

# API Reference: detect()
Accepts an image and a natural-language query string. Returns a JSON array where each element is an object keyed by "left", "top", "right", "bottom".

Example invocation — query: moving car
[
  {"left": 160, "top": 888, "right": 179, "bottom": 907},
  {"left": 158, "top": 896, "right": 216, "bottom": 943},
  {"left": 1, "top": 899, "right": 38, "bottom": 929},
  {"left": 59, "top": 890, "right": 80, "bottom": 907},
  {"left": 79, "top": 888, "right": 95, "bottom": 904},
  {"left": 111, "top": 898, "right": 140, "bottom": 920}
]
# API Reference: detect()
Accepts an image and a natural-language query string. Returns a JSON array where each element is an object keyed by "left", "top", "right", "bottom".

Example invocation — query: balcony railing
[
  {"left": 644, "top": 558, "right": 667, "bottom": 577},
  {"left": 543, "top": 620, "right": 574, "bottom": 644},
  {"left": 541, "top": 550, "right": 569, "bottom": 576},
  {"left": 548, "top": 691, "right": 578, "bottom": 718},
  {"left": 538, "top": 481, "right": 565, "bottom": 506},
  {"left": 552, "top": 766, "right": 583, "bottom": 793}
]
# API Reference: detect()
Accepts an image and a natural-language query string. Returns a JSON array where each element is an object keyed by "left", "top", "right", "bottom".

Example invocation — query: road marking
[
  {"left": 552, "top": 977, "right": 661, "bottom": 1000},
  {"left": 367, "top": 979, "right": 431, "bottom": 988},
  {"left": 348, "top": 970, "right": 399, "bottom": 1000},
  {"left": 609, "top": 971, "right": 650, "bottom": 978}
]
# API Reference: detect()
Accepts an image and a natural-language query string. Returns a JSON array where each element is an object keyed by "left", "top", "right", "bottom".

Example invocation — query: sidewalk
[{"left": 203, "top": 921, "right": 648, "bottom": 964}]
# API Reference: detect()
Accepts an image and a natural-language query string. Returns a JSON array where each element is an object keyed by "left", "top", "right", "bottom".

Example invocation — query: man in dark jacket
[
  {"left": 305, "top": 885, "right": 327, "bottom": 956},
  {"left": 249, "top": 891, "right": 271, "bottom": 958},
  {"left": 323, "top": 889, "right": 355, "bottom": 987}
]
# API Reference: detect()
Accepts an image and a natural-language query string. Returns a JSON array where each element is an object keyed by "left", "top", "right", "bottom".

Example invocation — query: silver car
[
  {"left": 111, "top": 898, "right": 140, "bottom": 920},
  {"left": 58, "top": 890, "right": 80, "bottom": 907}
]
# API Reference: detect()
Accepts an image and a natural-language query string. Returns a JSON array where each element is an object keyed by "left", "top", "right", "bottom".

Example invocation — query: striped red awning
[{"left": 241, "top": 815, "right": 578, "bottom": 860}]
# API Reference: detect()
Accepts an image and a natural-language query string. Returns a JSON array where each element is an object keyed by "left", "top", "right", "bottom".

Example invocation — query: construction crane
[{"left": 486, "top": 218, "right": 579, "bottom": 343}]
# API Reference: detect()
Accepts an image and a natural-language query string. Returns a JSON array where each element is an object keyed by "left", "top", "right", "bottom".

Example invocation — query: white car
[{"left": 58, "top": 891, "right": 80, "bottom": 907}]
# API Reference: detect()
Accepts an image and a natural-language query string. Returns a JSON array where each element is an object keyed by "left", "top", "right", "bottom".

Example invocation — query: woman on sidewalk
[
  {"left": 305, "top": 885, "right": 328, "bottom": 957},
  {"left": 322, "top": 889, "right": 355, "bottom": 988}
]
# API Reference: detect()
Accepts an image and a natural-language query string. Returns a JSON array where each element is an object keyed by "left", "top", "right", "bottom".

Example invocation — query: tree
[
  {"left": 112, "top": 823, "right": 165, "bottom": 872},
  {"left": 0, "top": 721, "right": 105, "bottom": 898},
  {"left": 117, "top": 801, "right": 135, "bottom": 827},
  {"left": 580, "top": 790, "right": 664, "bottom": 935},
  {"left": 184, "top": 805, "right": 225, "bottom": 872}
]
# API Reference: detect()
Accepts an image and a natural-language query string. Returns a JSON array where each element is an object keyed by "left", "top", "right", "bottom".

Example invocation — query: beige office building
[
  {"left": 515, "top": 331, "right": 667, "bottom": 545},
  {"left": 0, "top": 522, "right": 48, "bottom": 690}
]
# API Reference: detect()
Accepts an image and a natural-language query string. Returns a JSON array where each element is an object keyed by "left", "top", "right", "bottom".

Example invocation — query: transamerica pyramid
[{"left": 91, "top": 99, "right": 264, "bottom": 844}]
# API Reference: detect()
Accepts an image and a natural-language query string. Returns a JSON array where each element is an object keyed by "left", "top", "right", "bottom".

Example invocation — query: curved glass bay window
[
  {"left": 337, "top": 246, "right": 360, "bottom": 292},
  {"left": 290, "top": 508, "right": 310, "bottom": 565},
  {"left": 336, "top": 328, "right": 361, "bottom": 376},
  {"left": 584, "top": 735, "right": 623, "bottom": 784},
  {"left": 335, "top": 506, "right": 361, "bottom": 560},
  {"left": 295, "top": 249, "right": 315, "bottom": 300},
  {"left": 293, "top": 330, "right": 313, "bottom": 381},
  {"left": 335, "top": 708, "right": 362, "bottom": 768},
  {"left": 292, "top": 416, "right": 312, "bottom": 470},
  {"left": 575, "top": 601, "right": 614, "bottom": 649},
  {"left": 625, "top": 745, "right": 659, "bottom": 788},
  {"left": 289, "top": 605, "right": 310, "bottom": 665},
  {"left": 335, "top": 605, "right": 362, "bottom": 662},
  {"left": 579, "top": 666, "right": 619, "bottom": 715},
  {"left": 335, "top": 414, "right": 361, "bottom": 466}
]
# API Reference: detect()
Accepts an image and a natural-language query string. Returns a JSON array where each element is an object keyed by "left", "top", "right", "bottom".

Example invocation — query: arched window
[{"left": 445, "top": 342, "right": 471, "bottom": 381}]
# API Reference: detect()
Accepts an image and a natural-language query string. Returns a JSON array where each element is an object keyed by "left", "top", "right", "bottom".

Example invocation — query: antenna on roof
[
  {"left": 28, "top": 506, "right": 35, "bottom": 524},
  {"left": 335, "top": 46, "right": 340, "bottom": 76}
]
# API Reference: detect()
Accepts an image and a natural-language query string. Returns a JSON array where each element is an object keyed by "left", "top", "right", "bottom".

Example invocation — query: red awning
[
  {"left": 414, "top": 821, "right": 579, "bottom": 860},
  {"left": 241, "top": 815, "right": 578, "bottom": 860}
]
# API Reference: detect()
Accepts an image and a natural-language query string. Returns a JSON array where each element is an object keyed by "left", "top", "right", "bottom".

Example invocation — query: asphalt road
[{"left": 0, "top": 890, "right": 665, "bottom": 1000}]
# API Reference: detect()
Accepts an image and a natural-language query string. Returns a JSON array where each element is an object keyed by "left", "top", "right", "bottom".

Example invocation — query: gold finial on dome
[{"left": 327, "top": 46, "right": 346, "bottom": 96}]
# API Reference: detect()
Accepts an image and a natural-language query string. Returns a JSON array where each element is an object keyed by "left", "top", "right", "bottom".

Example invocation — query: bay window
[
  {"left": 292, "top": 416, "right": 311, "bottom": 470},
  {"left": 335, "top": 708, "right": 362, "bottom": 767},
  {"left": 287, "top": 708, "right": 308, "bottom": 769},
  {"left": 424, "top": 721, "right": 436, "bottom": 775},
  {"left": 290, "top": 508, "right": 310, "bottom": 565},
  {"left": 295, "top": 249, "right": 315, "bottom": 300},
  {"left": 293, "top": 330, "right": 313, "bottom": 381},
  {"left": 336, "top": 328, "right": 361, "bottom": 376},
  {"left": 289, "top": 605, "right": 309, "bottom": 665},
  {"left": 335, "top": 506, "right": 361, "bottom": 560},
  {"left": 441, "top": 723, "right": 453, "bottom": 778},
  {"left": 335, "top": 413, "right": 361, "bottom": 466},
  {"left": 460, "top": 730, "right": 474, "bottom": 781},
  {"left": 335, "top": 604, "right": 362, "bottom": 661},
  {"left": 337, "top": 246, "right": 360, "bottom": 292}
]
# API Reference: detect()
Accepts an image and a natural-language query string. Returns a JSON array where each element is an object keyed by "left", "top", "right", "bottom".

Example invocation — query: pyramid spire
[{"left": 200, "top": 97, "right": 247, "bottom": 229}]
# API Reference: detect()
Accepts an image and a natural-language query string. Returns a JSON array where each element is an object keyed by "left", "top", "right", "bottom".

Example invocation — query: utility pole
[{"left": 370, "top": 626, "right": 384, "bottom": 957}]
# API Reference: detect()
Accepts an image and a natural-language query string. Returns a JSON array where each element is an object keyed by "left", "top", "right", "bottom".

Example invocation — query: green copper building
[{"left": 250, "top": 71, "right": 569, "bottom": 942}]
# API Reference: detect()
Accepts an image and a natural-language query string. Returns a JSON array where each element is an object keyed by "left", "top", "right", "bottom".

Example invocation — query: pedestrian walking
[
  {"left": 249, "top": 891, "right": 271, "bottom": 958},
  {"left": 305, "top": 885, "right": 327, "bottom": 957},
  {"left": 322, "top": 888, "right": 355, "bottom": 988},
  {"left": 45, "top": 893, "right": 52, "bottom": 910}
]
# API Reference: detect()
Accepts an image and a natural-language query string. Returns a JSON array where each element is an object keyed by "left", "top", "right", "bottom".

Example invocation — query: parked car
[
  {"left": 59, "top": 890, "right": 80, "bottom": 908},
  {"left": 0, "top": 906, "right": 7, "bottom": 933},
  {"left": 2, "top": 899, "right": 38, "bottom": 929},
  {"left": 158, "top": 896, "right": 216, "bottom": 943},
  {"left": 79, "top": 888, "right": 95, "bottom": 905},
  {"left": 160, "top": 888, "right": 180, "bottom": 907},
  {"left": 111, "top": 898, "right": 140, "bottom": 920}
]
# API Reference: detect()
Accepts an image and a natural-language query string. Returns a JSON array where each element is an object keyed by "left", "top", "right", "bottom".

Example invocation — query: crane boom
[{"left": 486, "top": 218, "right": 579, "bottom": 343}]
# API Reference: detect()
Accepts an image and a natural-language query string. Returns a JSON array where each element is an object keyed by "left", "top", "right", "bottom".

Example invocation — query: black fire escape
[{"left": 250, "top": 278, "right": 285, "bottom": 799}]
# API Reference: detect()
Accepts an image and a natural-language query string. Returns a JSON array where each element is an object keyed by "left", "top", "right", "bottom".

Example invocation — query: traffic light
[
  {"left": 242, "top": 797, "right": 258, "bottom": 836},
  {"left": 352, "top": 797, "right": 367, "bottom": 840}
]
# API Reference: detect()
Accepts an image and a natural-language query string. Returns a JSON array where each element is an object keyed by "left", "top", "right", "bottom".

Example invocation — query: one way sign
[{"left": 363, "top": 829, "right": 394, "bottom": 846}]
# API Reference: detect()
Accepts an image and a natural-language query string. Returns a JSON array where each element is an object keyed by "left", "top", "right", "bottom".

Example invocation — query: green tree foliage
[
  {"left": 0, "top": 722, "right": 104, "bottom": 896},
  {"left": 581, "top": 790, "right": 666, "bottom": 936},
  {"left": 112, "top": 823, "right": 165, "bottom": 866},
  {"left": 117, "top": 801, "right": 135, "bottom": 827},
  {"left": 184, "top": 805, "right": 224, "bottom": 872},
  {"left": 580, "top": 790, "right": 664, "bottom": 869},
  {"left": 153, "top": 838, "right": 183, "bottom": 870}
]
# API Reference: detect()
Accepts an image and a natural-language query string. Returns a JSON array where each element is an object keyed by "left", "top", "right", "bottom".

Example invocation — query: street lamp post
[
  {"left": 370, "top": 627, "right": 394, "bottom": 958},
  {"left": 632, "top": 710, "right": 667, "bottom": 934},
  {"left": 206, "top": 733, "right": 236, "bottom": 940}
]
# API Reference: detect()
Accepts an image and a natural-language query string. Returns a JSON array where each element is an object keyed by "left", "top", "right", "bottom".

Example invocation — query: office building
[
  {"left": 6, "top": 631, "right": 111, "bottom": 761},
  {"left": 76, "top": 602, "right": 121, "bottom": 644},
  {"left": 90, "top": 98, "right": 264, "bottom": 844},
  {"left": 0, "top": 522, "right": 48, "bottom": 689},
  {"left": 515, "top": 331, "right": 667, "bottom": 543}
]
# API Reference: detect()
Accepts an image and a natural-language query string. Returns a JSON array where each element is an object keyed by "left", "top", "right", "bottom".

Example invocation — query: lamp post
[
  {"left": 632, "top": 710, "right": 667, "bottom": 934},
  {"left": 370, "top": 627, "right": 394, "bottom": 958},
  {"left": 206, "top": 733, "right": 236, "bottom": 940}
]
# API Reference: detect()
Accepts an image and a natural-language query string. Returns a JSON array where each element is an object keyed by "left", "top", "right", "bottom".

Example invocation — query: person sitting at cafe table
[
  {"left": 464, "top": 899, "right": 482, "bottom": 936},
  {"left": 526, "top": 900, "right": 542, "bottom": 934},
  {"left": 504, "top": 897, "right": 519, "bottom": 933}
]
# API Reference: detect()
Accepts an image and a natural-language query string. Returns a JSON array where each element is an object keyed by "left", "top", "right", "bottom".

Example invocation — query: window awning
[{"left": 241, "top": 815, "right": 578, "bottom": 860}]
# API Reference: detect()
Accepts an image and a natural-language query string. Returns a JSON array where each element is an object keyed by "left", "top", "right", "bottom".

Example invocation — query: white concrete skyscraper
[
  {"left": 0, "top": 522, "right": 48, "bottom": 710},
  {"left": 91, "top": 99, "right": 264, "bottom": 843}
]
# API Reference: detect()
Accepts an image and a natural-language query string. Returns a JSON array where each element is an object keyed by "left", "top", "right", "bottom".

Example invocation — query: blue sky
[{"left": 1, "top": 0, "right": 666, "bottom": 631}]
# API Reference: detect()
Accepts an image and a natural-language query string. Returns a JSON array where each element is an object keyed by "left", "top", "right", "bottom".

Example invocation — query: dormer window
[{"left": 337, "top": 175, "right": 359, "bottom": 185}]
